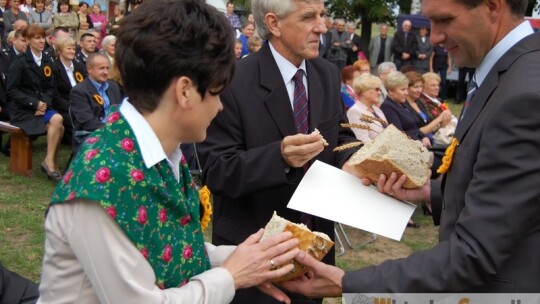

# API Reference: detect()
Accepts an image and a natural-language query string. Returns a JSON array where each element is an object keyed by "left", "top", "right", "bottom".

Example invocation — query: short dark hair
[
  {"left": 23, "top": 24, "right": 46, "bottom": 39},
  {"left": 455, "top": 0, "right": 527, "bottom": 16},
  {"left": 80, "top": 32, "right": 95, "bottom": 42},
  {"left": 53, "top": 26, "right": 69, "bottom": 38},
  {"left": 79, "top": 1, "right": 88, "bottom": 8},
  {"left": 116, "top": 0, "right": 236, "bottom": 113},
  {"left": 57, "top": 0, "right": 70, "bottom": 13}
]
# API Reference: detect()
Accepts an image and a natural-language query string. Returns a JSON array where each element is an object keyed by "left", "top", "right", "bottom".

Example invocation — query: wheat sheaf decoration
[{"left": 199, "top": 185, "right": 212, "bottom": 231}]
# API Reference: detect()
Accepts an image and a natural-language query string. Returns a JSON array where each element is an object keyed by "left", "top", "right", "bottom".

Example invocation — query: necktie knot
[{"left": 292, "top": 69, "right": 304, "bottom": 84}]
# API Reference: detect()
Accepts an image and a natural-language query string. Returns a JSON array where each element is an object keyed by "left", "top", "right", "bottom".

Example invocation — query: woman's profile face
[
  {"left": 408, "top": 81, "right": 423, "bottom": 100},
  {"left": 390, "top": 85, "right": 409, "bottom": 103}
]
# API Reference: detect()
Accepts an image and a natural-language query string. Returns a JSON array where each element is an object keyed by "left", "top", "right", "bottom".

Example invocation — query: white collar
[
  {"left": 269, "top": 41, "right": 307, "bottom": 85},
  {"left": 475, "top": 21, "right": 534, "bottom": 87},
  {"left": 32, "top": 51, "right": 42, "bottom": 66},
  {"left": 119, "top": 100, "right": 183, "bottom": 180}
]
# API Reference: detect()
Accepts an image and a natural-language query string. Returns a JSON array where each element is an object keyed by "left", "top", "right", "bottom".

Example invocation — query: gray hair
[
  {"left": 377, "top": 61, "right": 397, "bottom": 75},
  {"left": 384, "top": 71, "right": 409, "bottom": 91},
  {"left": 101, "top": 35, "right": 116, "bottom": 49},
  {"left": 252, "top": 0, "right": 323, "bottom": 39}
]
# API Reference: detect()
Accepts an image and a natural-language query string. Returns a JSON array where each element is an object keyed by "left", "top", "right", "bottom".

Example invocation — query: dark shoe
[
  {"left": 41, "top": 161, "right": 62, "bottom": 182},
  {"left": 422, "top": 203, "right": 432, "bottom": 216},
  {"left": 407, "top": 221, "right": 420, "bottom": 228}
]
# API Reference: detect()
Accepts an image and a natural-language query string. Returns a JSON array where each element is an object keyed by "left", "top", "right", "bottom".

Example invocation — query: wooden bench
[{"left": 0, "top": 121, "right": 32, "bottom": 176}]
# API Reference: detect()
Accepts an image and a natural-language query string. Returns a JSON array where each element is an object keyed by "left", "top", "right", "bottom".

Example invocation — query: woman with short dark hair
[{"left": 7, "top": 24, "right": 64, "bottom": 181}]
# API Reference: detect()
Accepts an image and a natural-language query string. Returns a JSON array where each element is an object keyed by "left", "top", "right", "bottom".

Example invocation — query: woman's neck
[
  {"left": 60, "top": 56, "right": 72, "bottom": 68},
  {"left": 358, "top": 96, "right": 374, "bottom": 111}
]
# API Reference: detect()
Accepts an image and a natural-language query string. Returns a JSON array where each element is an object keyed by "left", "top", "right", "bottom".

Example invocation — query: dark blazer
[
  {"left": 380, "top": 97, "right": 424, "bottom": 140},
  {"left": 53, "top": 58, "right": 87, "bottom": 143},
  {"left": 343, "top": 31, "right": 540, "bottom": 292},
  {"left": 0, "top": 49, "right": 10, "bottom": 121},
  {"left": 69, "top": 77, "right": 121, "bottom": 133},
  {"left": 6, "top": 49, "right": 54, "bottom": 135},
  {"left": 391, "top": 31, "right": 416, "bottom": 68},
  {"left": 347, "top": 33, "right": 364, "bottom": 65},
  {"left": 198, "top": 42, "right": 359, "bottom": 302}
]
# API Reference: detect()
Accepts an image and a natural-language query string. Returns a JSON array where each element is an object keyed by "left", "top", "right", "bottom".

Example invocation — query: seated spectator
[
  {"left": 69, "top": 53, "right": 121, "bottom": 155},
  {"left": 380, "top": 71, "right": 430, "bottom": 147},
  {"left": 340, "top": 65, "right": 361, "bottom": 110},
  {"left": 38, "top": 1, "right": 299, "bottom": 302},
  {"left": 43, "top": 26, "right": 70, "bottom": 60},
  {"left": 376, "top": 61, "right": 396, "bottom": 104},
  {"left": 6, "top": 24, "right": 64, "bottom": 181},
  {"left": 246, "top": 35, "right": 262, "bottom": 55},
  {"left": 420, "top": 72, "right": 457, "bottom": 145},
  {"left": 234, "top": 39, "right": 242, "bottom": 60},
  {"left": 76, "top": 32, "right": 97, "bottom": 66},
  {"left": 352, "top": 59, "right": 371, "bottom": 75},
  {"left": 53, "top": 36, "right": 87, "bottom": 145},
  {"left": 99, "top": 35, "right": 115, "bottom": 66},
  {"left": 347, "top": 74, "right": 386, "bottom": 142}
]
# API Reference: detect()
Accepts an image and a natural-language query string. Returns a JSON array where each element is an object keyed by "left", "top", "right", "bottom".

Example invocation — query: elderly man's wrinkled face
[
  {"left": 271, "top": 1, "right": 326, "bottom": 66},
  {"left": 402, "top": 20, "right": 412, "bottom": 33},
  {"left": 336, "top": 21, "right": 345, "bottom": 33}
]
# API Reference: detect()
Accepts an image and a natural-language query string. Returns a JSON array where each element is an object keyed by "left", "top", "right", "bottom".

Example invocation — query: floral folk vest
[{"left": 50, "top": 109, "right": 210, "bottom": 289}]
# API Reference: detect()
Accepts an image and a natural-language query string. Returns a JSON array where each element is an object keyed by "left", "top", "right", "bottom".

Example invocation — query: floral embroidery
[
  {"left": 437, "top": 138, "right": 459, "bottom": 174},
  {"left": 50, "top": 109, "right": 210, "bottom": 288},
  {"left": 93, "top": 94, "right": 104, "bottom": 106},
  {"left": 75, "top": 71, "right": 84, "bottom": 83},
  {"left": 43, "top": 66, "right": 52, "bottom": 77}
]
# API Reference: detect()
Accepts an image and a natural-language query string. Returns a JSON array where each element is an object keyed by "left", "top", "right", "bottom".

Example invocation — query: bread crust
[
  {"left": 349, "top": 158, "right": 422, "bottom": 189},
  {"left": 271, "top": 223, "right": 334, "bottom": 282}
]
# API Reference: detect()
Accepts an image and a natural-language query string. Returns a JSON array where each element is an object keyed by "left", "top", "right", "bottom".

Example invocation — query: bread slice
[
  {"left": 261, "top": 212, "right": 334, "bottom": 282},
  {"left": 347, "top": 124, "right": 430, "bottom": 188}
]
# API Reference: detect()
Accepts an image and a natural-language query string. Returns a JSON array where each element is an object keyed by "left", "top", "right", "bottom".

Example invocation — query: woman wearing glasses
[{"left": 346, "top": 74, "right": 387, "bottom": 142}]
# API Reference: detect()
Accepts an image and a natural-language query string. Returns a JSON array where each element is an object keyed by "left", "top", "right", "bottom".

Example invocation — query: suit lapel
[
  {"left": 259, "top": 44, "right": 298, "bottom": 137},
  {"left": 306, "top": 61, "right": 323, "bottom": 131},
  {"left": 26, "top": 51, "right": 45, "bottom": 80},
  {"left": 85, "top": 79, "right": 103, "bottom": 109}
]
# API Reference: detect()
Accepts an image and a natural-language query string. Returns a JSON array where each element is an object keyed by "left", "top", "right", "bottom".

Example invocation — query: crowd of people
[
  {"left": 0, "top": 0, "right": 124, "bottom": 181},
  {"left": 1, "top": 0, "right": 539, "bottom": 303}
]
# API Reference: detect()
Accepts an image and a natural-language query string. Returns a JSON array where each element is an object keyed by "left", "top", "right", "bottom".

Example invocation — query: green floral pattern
[{"left": 51, "top": 107, "right": 210, "bottom": 289}]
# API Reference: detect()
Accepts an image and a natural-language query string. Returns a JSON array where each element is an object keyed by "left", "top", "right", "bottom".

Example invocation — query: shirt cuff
[{"left": 191, "top": 267, "right": 235, "bottom": 304}]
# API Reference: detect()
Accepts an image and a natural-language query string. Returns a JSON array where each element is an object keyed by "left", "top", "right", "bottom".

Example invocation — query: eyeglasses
[{"left": 371, "top": 87, "right": 382, "bottom": 92}]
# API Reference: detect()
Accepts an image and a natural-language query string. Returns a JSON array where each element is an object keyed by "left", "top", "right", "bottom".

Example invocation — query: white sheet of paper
[{"left": 287, "top": 161, "right": 416, "bottom": 241}]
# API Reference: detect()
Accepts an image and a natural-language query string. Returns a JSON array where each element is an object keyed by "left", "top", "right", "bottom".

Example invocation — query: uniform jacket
[{"left": 6, "top": 49, "right": 54, "bottom": 135}]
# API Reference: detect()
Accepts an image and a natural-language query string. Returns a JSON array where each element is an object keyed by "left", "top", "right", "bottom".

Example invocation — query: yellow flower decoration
[
  {"left": 437, "top": 138, "right": 459, "bottom": 174},
  {"left": 93, "top": 94, "right": 104, "bottom": 106},
  {"left": 75, "top": 71, "right": 84, "bottom": 83},
  {"left": 43, "top": 66, "right": 52, "bottom": 78},
  {"left": 199, "top": 185, "right": 212, "bottom": 231}
]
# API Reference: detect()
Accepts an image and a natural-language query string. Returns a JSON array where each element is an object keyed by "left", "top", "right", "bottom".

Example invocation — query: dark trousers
[{"left": 433, "top": 66, "right": 449, "bottom": 100}]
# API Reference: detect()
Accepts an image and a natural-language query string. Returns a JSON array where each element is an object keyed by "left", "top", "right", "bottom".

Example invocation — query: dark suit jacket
[
  {"left": 391, "top": 31, "right": 416, "bottom": 68},
  {"left": 199, "top": 42, "right": 359, "bottom": 302},
  {"left": 0, "top": 50, "right": 10, "bottom": 121},
  {"left": 343, "top": 31, "right": 540, "bottom": 292},
  {"left": 380, "top": 97, "right": 424, "bottom": 140},
  {"left": 347, "top": 33, "right": 364, "bottom": 65},
  {"left": 69, "top": 77, "right": 121, "bottom": 133},
  {"left": 6, "top": 49, "right": 54, "bottom": 135}
]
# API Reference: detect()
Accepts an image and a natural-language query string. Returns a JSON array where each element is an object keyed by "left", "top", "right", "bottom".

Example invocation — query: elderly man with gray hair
[{"left": 99, "top": 35, "right": 116, "bottom": 66}]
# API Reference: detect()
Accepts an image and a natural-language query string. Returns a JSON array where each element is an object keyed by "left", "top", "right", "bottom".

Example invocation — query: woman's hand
[
  {"left": 222, "top": 229, "right": 300, "bottom": 290},
  {"left": 37, "top": 101, "right": 47, "bottom": 112},
  {"left": 438, "top": 109, "right": 452, "bottom": 127},
  {"left": 421, "top": 137, "right": 432, "bottom": 148}
]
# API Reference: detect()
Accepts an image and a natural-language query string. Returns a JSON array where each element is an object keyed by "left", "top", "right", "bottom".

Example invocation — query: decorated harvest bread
[
  {"left": 261, "top": 212, "right": 334, "bottom": 282},
  {"left": 347, "top": 124, "right": 431, "bottom": 189}
]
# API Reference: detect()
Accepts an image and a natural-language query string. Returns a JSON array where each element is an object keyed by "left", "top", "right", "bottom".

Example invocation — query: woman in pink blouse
[{"left": 89, "top": 3, "right": 106, "bottom": 48}]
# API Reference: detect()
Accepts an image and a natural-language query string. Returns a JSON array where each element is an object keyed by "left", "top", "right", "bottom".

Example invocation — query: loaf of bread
[
  {"left": 261, "top": 212, "right": 334, "bottom": 282},
  {"left": 347, "top": 124, "right": 431, "bottom": 188}
]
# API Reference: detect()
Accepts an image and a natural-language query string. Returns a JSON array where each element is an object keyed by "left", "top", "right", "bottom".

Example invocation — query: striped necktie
[
  {"left": 460, "top": 75, "right": 477, "bottom": 120},
  {"left": 292, "top": 69, "right": 313, "bottom": 229}
]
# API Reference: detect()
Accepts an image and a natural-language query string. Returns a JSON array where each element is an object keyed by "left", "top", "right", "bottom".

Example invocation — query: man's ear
[
  {"left": 265, "top": 13, "right": 281, "bottom": 38},
  {"left": 485, "top": 0, "right": 503, "bottom": 23},
  {"left": 174, "top": 76, "right": 194, "bottom": 109}
]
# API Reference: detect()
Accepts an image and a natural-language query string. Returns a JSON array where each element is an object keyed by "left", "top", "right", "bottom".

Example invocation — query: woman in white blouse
[{"left": 347, "top": 74, "right": 388, "bottom": 142}]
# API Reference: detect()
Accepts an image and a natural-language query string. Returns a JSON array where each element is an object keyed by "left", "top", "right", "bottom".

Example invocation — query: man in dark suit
[
  {"left": 43, "top": 26, "right": 70, "bottom": 62},
  {"left": 75, "top": 33, "right": 97, "bottom": 68},
  {"left": 346, "top": 23, "right": 364, "bottom": 65},
  {"left": 368, "top": 24, "right": 393, "bottom": 74},
  {"left": 282, "top": 0, "right": 540, "bottom": 295},
  {"left": 198, "top": 0, "right": 360, "bottom": 302},
  {"left": 391, "top": 19, "right": 416, "bottom": 70},
  {"left": 70, "top": 53, "right": 121, "bottom": 154}
]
